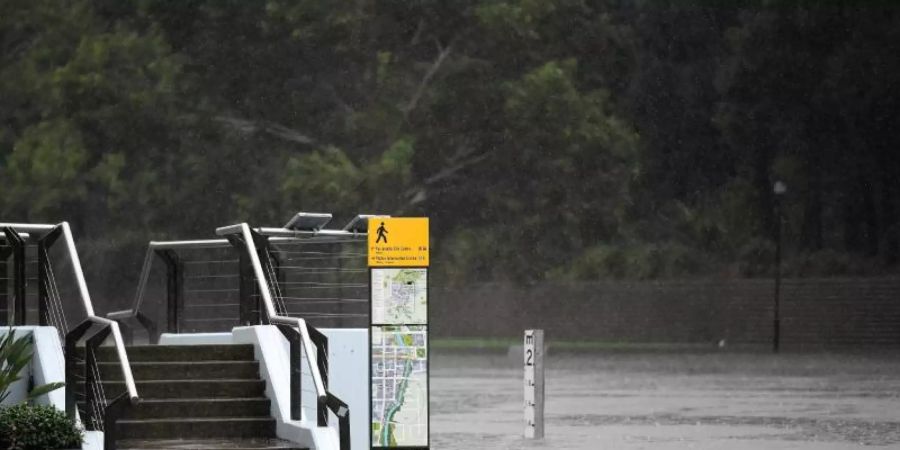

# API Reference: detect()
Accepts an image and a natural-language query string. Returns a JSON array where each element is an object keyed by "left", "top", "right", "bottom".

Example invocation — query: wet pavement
[{"left": 431, "top": 351, "right": 900, "bottom": 449}]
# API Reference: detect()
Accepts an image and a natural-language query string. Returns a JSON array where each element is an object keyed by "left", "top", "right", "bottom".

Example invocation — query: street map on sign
[
  {"left": 372, "top": 268, "right": 427, "bottom": 324},
  {"left": 371, "top": 325, "right": 428, "bottom": 447}
]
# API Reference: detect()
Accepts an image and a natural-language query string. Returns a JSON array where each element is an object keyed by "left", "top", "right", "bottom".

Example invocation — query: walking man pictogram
[{"left": 376, "top": 222, "right": 388, "bottom": 243}]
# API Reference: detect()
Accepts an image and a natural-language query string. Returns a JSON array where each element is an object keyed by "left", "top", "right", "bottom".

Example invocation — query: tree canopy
[{"left": 2, "top": 1, "right": 899, "bottom": 296}]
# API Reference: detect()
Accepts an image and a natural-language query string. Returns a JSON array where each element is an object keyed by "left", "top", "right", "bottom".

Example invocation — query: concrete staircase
[{"left": 79, "top": 344, "right": 306, "bottom": 450}]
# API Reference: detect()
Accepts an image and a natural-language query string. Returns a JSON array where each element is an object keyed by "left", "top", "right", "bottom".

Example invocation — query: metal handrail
[
  {"left": 101, "top": 220, "right": 355, "bottom": 448},
  {"left": 107, "top": 239, "right": 234, "bottom": 321},
  {"left": 225, "top": 223, "right": 330, "bottom": 402},
  {"left": 109, "top": 233, "right": 359, "bottom": 321},
  {"left": 0, "top": 222, "right": 140, "bottom": 405},
  {"left": 217, "top": 224, "right": 364, "bottom": 239},
  {"left": 103, "top": 222, "right": 363, "bottom": 410}
]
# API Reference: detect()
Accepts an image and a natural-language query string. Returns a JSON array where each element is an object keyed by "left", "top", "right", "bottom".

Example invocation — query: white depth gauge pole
[{"left": 524, "top": 329, "right": 545, "bottom": 439}]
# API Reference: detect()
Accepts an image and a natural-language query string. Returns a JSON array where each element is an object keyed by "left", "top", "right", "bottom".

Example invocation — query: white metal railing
[
  {"left": 107, "top": 239, "right": 233, "bottom": 322},
  {"left": 102, "top": 217, "right": 360, "bottom": 449},
  {"left": 110, "top": 226, "right": 369, "bottom": 325},
  {"left": 225, "top": 223, "right": 330, "bottom": 402},
  {"left": 0, "top": 222, "right": 139, "bottom": 404},
  {"left": 102, "top": 219, "right": 364, "bottom": 409}
]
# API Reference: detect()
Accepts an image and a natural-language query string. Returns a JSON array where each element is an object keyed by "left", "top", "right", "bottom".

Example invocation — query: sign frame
[{"left": 369, "top": 217, "right": 430, "bottom": 450}]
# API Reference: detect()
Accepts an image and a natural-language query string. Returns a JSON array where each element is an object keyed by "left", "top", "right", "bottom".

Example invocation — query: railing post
[
  {"left": 119, "top": 323, "right": 134, "bottom": 346},
  {"left": 37, "top": 239, "right": 49, "bottom": 326},
  {"left": 156, "top": 250, "right": 183, "bottom": 334},
  {"left": 276, "top": 325, "right": 303, "bottom": 421},
  {"left": 84, "top": 354, "right": 96, "bottom": 430},
  {"left": 270, "top": 249, "right": 286, "bottom": 313},
  {"left": 240, "top": 248, "right": 255, "bottom": 325},
  {"left": 326, "top": 393, "right": 351, "bottom": 450},
  {"left": 250, "top": 230, "right": 276, "bottom": 319},
  {"left": 65, "top": 320, "right": 93, "bottom": 421},
  {"left": 104, "top": 393, "right": 131, "bottom": 450},
  {"left": 3, "top": 228, "right": 26, "bottom": 325},
  {"left": 307, "top": 325, "right": 329, "bottom": 426},
  {"left": 85, "top": 325, "right": 112, "bottom": 431},
  {"left": 229, "top": 235, "right": 258, "bottom": 326},
  {"left": 0, "top": 245, "right": 11, "bottom": 326},
  {"left": 135, "top": 311, "right": 159, "bottom": 345},
  {"left": 37, "top": 226, "right": 62, "bottom": 327},
  {"left": 335, "top": 242, "right": 345, "bottom": 328}
]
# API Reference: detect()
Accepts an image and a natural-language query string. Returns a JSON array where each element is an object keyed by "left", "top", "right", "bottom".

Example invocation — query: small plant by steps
[
  {"left": 0, "top": 328, "right": 66, "bottom": 403},
  {"left": 0, "top": 403, "right": 84, "bottom": 449},
  {"left": 1, "top": 328, "right": 82, "bottom": 449}
]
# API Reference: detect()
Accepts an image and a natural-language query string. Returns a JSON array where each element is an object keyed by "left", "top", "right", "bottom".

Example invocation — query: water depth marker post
[{"left": 524, "top": 329, "right": 544, "bottom": 439}]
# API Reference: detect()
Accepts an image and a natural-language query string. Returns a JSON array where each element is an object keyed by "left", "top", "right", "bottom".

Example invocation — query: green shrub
[{"left": 0, "top": 403, "right": 83, "bottom": 450}]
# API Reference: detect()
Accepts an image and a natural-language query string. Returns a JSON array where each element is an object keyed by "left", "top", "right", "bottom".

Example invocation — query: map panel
[
  {"left": 371, "top": 325, "right": 428, "bottom": 447},
  {"left": 372, "top": 268, "right": 427, "bottom": 325}
]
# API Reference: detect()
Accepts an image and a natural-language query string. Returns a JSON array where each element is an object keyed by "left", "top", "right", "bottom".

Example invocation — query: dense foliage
[
  {"left": 2, "top": 1, "right": 899, "bottom": 299},
  {"left": 0, "top": 404, "right": 83, "bottom": 450}
]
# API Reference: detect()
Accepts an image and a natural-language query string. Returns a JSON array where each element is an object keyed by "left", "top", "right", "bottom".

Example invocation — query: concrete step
[
  {"left": 118, "top": 438, "right": 306, "bottom": 449},
  {"left": 97, "top": 379, "right": 266, "bottom": 399},
  {"left": 78, "top": 361, "right": 260, "bottom": 381},
  {"left": 79, "top": 398, "right": 272, "bottom": 419},
  {"left": 84, "top": 345, "right": 255, "bottom": 362},
  {"left": 70, "top": 343, "right": 296, "bottom": 445},
  {"left": 117, "top": 417, "right": 276, "bottom": 439}
]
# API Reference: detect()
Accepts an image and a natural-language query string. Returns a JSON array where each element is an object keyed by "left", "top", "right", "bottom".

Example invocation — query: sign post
[
  {"left": 369, "top": 218, "right": 430, "bottom": 449},
  {"left": 524, "top": 329, "right": 544, "bottom": 439}
]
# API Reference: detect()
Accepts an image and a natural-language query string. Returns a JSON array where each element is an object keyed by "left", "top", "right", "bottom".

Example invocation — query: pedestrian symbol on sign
[{"left": 376, "top": 221, "right": 388, "bottom": 244}]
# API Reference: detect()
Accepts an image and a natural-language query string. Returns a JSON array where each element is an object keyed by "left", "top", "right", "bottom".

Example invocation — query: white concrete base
[
  {"left": 0, "top": 326, "right": 101, "bottom": 450},
  {"left": 0, "top": 326, "right": 65, "bottom": 408},
  {"left": 83, "top": 431, "right": 103, "bottom": 450},
  {"left": 159, "top": 326, "right": 369, "bottom": 450},
  {"left": 158, "top": 332, "right": 232, "bottom": 345}
]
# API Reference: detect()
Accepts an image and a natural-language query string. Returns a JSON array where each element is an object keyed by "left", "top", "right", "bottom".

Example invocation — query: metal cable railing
[
  {"left": 108, "top": 241, "right": 245, "bottom": 338},
  {"left": 268, "top": 238, "right": 368, "bottom": 328},
  {"left": 103, "top": 216, "right": 370, "bottom": 450},
  {"left": 87, "top": 350, "right": 107, "bottom": 430},
  {"left": 41, "top": 257, "right": 69, "bottom": 342},
  {"left": 0, "top": 222, "right": 139, "bottom": 450},
  {"left": 107, "top": 239, "right": 236, "bottom": 339},
  {"left": 217, "top": 222, "right": 354, "bottom": 450},
  {"left": 261, "top": 246, "right": 289, "bottom": 315}
]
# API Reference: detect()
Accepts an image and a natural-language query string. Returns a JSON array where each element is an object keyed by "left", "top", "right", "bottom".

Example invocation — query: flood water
[{"left": 430, "top": 351, "right": 900, "bottom": 449}]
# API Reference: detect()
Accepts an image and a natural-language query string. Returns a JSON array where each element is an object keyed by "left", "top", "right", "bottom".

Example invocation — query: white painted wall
[
  {"left": 0, "top": 327, "right": 65, "bottom": 408},
  {"left": 0, "top": 328, "right": 32, "bottom": 406},
  {"left": 317, "top": 328, "right": 369, "bottom": 450}
]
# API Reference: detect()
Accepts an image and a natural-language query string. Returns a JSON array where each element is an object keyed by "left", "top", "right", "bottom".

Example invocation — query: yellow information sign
[{"left": 368, "top": 217, "right": 429, "bottom": 267}]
